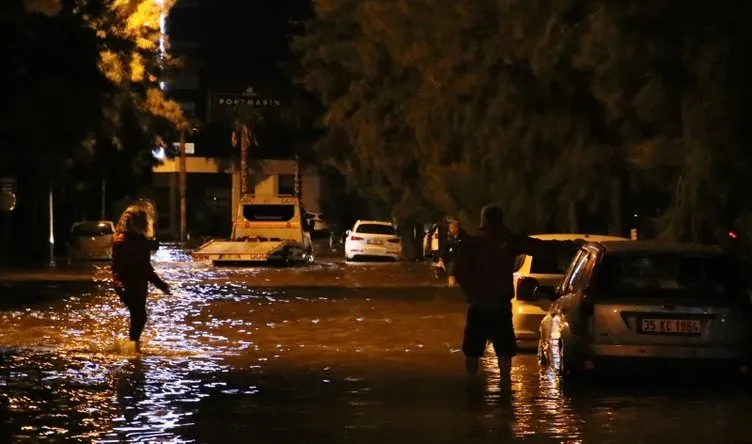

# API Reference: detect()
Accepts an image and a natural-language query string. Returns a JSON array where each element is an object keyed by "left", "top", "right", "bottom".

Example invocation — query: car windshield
[
  {"left": 243, "top": 205, "right": 295, "bottom": 222},
  {"left": 594, "top": 252, "right": 742, "bottom": 300},
  {"left": 529, "top": 250, "right": 576, "bottom": 274},
  {"left": 356, "top": 224, "right": 396, "bottom": 235},
  {"left": 71, "top": 222, "right": 113, "bottom": 237}
]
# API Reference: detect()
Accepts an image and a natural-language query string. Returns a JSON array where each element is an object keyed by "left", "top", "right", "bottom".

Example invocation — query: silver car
[
  {"left": 512, "top": 233, "right": 629, "bottom": 347},
  {"left": 538, "top": 241, "right": 751, "bottom": 378},
  {"left": 67, "top": 221, "right": 116, "bottom": 261}
]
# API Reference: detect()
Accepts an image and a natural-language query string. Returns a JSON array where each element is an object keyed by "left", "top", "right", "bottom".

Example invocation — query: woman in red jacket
[{"left": 112, "top": 207, "right": 171, "bottom": 353}]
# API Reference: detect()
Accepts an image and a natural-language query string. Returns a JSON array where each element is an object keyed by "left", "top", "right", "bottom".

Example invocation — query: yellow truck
[{"left": 192, "top": 194, "right": 314, "bottom": 265}]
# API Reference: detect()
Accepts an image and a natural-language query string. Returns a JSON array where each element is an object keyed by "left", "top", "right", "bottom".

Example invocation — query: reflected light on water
[
  {"left": 475, "top": 346, "right": 584, "bottom": 441},
  {"left": 2, "top": 245, "right": 750, "bottom": 442}
]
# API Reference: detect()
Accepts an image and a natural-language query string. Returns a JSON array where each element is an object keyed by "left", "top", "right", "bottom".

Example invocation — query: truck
[{"left": 191, "top": 194, "right": 315, "bottom": 266}]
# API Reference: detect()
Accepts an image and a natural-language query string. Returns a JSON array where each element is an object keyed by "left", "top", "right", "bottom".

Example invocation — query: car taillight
[
  {"left": 350, "top": 236, "right": 363, "bottom": 241},
  {"left": 516, "top": 276, "right": 540, "bottom": 301},
  {"left": 388, "top": 239, "right": 400, "bottom": 244}
]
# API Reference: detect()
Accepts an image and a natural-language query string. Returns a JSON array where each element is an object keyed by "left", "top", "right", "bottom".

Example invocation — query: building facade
[{"left": 151, "top": 157, "right": 321, "bottom": 240}]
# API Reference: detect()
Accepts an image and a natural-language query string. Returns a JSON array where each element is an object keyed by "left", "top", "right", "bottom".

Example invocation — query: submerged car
[
  {"left": 513, "top": 234, "right": 629, "bottom": 346},
  {"left": 68, "top": 221, "right": 116, "bottom": 261},
  {"left": 538, "top": 240, "right": 752, "bottom": 378},
  {"left": 344, "top": 220, "right": 402, "bottom": 261},
  {"left": 305, "top": 212, "right": 329, "bottom": 233}
]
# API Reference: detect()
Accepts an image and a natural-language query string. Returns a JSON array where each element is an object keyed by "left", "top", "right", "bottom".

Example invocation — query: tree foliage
[
  {"left": 0, "top": 0, "right": 186, "bottom": 263},
  {"left": 295, "top": 0, "right": 752, "bottom": 240},
  {"left": 1, "top": 0, "right": 186, "bottom": 189}
]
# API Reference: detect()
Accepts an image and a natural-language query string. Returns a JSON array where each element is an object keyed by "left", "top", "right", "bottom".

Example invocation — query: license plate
[
  {"left": 639, "top": 319, "right": 702, "bottom": 335},
  {"left": 367, "top": 239, "right": 383, "bottom": 245}
]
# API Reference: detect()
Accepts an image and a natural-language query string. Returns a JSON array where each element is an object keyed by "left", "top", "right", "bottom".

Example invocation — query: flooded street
[{"left": 1, "top": 246, "right": 751, "bottom": 443}]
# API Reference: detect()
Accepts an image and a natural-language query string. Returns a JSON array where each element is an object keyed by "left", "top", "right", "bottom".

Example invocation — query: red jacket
[
  {"left": 112, "top": 232, "right": 166, "bottom": 295},
  {"left": 455, "top": 227, "right": 580, "bottom": 310}
]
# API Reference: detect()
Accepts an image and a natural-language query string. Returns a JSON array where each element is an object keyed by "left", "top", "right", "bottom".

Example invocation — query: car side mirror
[
  {"left": 516, "top": 277, "right": 540, "bottom": 302},
  {"left": 346, "top": 230, "right": 351, "bottom": 236}
]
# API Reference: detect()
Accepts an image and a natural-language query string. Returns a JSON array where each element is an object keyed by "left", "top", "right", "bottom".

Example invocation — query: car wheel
[
  {"left": 537, "top": 340, "right": 548, "bottom": 366},
  {"left": 556, "top": 339, "right": 566, "bottom": 376},
  {"left": 558, "top": 339, "right": 585, "bottom": 380},
  {"left": 280, "top": 247, "right": 292, "bottom": 266}
]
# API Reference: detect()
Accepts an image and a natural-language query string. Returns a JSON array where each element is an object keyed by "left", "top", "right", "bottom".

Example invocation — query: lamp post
[
  {"left": 48, "top": 185, "right": 55, "bottom": 267},
  {"left": 100, "top": 174, "right": 106, "bottom": 220},
  {"left": 179, "top": 130, "right": 187, "bottom": 243},
  {"left": 294, "top": 154, "right": 302, "bottom": 200}
]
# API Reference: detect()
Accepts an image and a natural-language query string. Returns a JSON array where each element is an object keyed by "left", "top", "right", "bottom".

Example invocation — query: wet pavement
[{"left": 1, "top": 245, "right": 751, "bottom": 443}]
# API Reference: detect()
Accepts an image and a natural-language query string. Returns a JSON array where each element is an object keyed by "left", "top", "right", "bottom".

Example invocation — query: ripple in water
[{"left": 1, "top": 244, "right": 752, "bottom": 442}]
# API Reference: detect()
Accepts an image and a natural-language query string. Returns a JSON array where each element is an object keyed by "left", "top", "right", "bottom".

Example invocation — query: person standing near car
[
  {"left": 454, "top": 204, "right": 582, "bottom": 388},
  {"left": 440, "top": 219, "right": 468, "bottom": 287},
  {"left": 112, "top": 207, "right": 171, "bottom": 353}
]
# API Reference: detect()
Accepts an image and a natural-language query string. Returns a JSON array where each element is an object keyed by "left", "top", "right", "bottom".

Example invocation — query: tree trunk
[
  {"left": 609, "top": 176, "right": 628, "bottom": 237},
  {"left": 568, "top": 199, "right": 579, "bottom": 233},
  {"left": 397, "top": 220, "right": 419, "bottom": 260}
]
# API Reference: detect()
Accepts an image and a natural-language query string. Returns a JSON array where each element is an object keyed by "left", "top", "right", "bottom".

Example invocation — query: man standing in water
[
  {"left": 454, "top": 204, "right": 581, "bottom": 388},
  {"left": 112, "top": 207, "right": 171, "bottom": 353}
]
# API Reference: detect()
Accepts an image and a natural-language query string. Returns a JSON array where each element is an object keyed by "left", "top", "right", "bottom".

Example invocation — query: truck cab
[
  {"left": 233, "top": 195, "right": 309, "bottom": 243},
  {"left": 192, "top": 194, "right": 314, "bottom": 265}
]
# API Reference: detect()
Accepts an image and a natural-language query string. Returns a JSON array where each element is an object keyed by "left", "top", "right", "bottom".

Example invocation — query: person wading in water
[
  {"left": 112, "top": 207, "right": 171, "bottom": 353},
  {"left": 454, "top": 204, "right": 581, "bottom": 389}
]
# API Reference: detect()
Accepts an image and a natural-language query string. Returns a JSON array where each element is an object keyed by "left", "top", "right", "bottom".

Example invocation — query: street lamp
[{"left": 49, "top": 185, "right": 55, "bottom": 267}]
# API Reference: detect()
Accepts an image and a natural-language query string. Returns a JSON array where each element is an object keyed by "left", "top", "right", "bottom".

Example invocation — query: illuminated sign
[{"left": 215, "top": 87, "right": 281, "bottom": 108}]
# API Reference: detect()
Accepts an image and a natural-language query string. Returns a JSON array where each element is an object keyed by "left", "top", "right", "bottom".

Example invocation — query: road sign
[
  {"left": 1, "top": 191, "right": 15, "bottom": 212},
  {"left": 0, "top": 177, "right": 15, "bottom": 193},
  {"left": 1, "top": 178, "right": 16, "bottom": 212}
]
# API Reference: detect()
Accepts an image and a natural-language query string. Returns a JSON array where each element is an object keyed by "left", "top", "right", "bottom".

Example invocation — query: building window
[{"left": 278, "top": 174, "right": 295, "bottom": 195}]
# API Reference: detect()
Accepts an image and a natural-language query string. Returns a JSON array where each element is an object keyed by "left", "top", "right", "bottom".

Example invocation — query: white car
[
  {"left": 305, "top": 212, "right": 329, "bottom": 233},
  {"left": 344, "top": 220, "right": 402, "bottom": 261},
  {"left": 67, "top": 221, "right": 116, "bottom": 261},
  {"left": 512, "top": 233, "right": 630, "bottom": 346}
]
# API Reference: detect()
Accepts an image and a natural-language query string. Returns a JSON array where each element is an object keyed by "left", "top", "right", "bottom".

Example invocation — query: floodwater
[{"left": 1, "top": 246, "right": 751, "bottom": 443}]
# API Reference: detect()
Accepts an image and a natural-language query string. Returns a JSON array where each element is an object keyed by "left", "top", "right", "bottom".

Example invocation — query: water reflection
[
  {"left": 1, "top": 244, "right": 752, "bottom": 442},
  {"left": 105, "top": 355, "right": 225, "bottom": 443}
]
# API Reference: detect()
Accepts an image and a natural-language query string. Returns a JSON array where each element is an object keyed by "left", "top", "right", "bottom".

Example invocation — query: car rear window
[
  {"left": 529, "top": 250, "right": 577, "bottom": 274},
  {"left": 356, "top": 224, "right": 395, "bottom": 235},
  {"left": 594, "top": 252, "right": 742, "bottom": 299},
  {"left": 71, "top": 223, "right": 114, "bottom": 236},
  {"left": 243, "top": 205, "right": 295, "bottom": 222}
]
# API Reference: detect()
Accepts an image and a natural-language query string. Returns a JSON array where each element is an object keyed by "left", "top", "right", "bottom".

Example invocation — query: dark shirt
[
  {"left": 112, "top": 232, "right": 166, "bottom": 294},
  {"left": 440, "top": 229, "right": 469, "bottom": 262},
  {"left": 455, "top": 227, "right": 580, "bottom": 310}
]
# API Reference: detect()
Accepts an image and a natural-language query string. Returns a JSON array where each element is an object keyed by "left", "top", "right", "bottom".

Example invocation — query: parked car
[
  {"left": 305, "top": 212, "right": 329, "bottom": 233},
  {"left": 344, "top": 220, "right": 402, "bottom": 261},
  {"left": 513, "top": 234, "right": 629, "bottom": 346},
  {"left": 68, "top": 221, "right": 116, "bottom": 262},
  {"left": 537, "top": 240, "right": 752, "bottom": 379}
]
